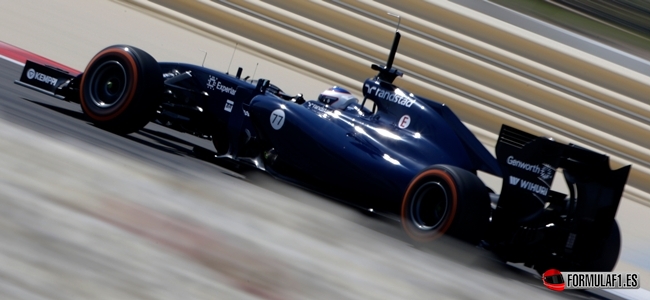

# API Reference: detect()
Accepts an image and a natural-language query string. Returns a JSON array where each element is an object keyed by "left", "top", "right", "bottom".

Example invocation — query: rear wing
[
  {"left": 14, "top": 60, "right": 79, "bottom": 102},
  {"left": 495, "top": 125, "right": 630, "bottom": 225}
]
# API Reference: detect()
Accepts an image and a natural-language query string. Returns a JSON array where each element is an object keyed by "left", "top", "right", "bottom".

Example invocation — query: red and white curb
[{"left": 0, "top": 41, "right": 79, "bottom": 74}]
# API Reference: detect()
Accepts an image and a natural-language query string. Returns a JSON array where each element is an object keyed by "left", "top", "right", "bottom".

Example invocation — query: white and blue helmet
[{"left": 318, "top": 86, "right": 358, "bottom": 109}]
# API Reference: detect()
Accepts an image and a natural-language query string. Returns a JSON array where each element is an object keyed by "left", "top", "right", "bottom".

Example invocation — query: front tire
[
  {"left": 401, "top": 165, "right": 491, "bottom": 244},
  {"left": 79, "top": 45, "right": 162, "bottom": 134}
]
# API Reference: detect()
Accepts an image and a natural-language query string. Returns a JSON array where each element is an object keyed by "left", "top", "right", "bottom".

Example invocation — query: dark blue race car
[{"left": 15, "top": 26, "right": 630, "bottom": 274}]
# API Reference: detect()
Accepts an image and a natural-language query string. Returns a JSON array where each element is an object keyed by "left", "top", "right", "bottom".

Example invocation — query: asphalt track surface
[{"left": 0, "top": 0, "right": 647, "bottom": 299}]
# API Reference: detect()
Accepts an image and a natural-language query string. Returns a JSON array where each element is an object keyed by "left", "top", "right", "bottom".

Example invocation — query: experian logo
[
  {"left": 216, "top": 81, "right": 237, "bottom": 95},
  {"left": 206, "top": 75, "right": 237, "bottom": 95},
  {"left": 27, "top": 69, "right": 58, "bottom": 86}
]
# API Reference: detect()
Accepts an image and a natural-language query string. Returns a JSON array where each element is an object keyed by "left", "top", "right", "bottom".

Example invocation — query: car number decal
[
  {"left": 398, "top": 115, "right": 411, "bottom": 129},
  {"left": 270, "top": 109, "right": 285, "bottom": 130}
]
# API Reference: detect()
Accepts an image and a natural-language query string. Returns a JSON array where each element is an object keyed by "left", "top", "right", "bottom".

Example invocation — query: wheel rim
[
  {"left": 88, "top": 60, "right": 127, "bottom": 108},
  {"left": 410, "top": 182, "right": 449, "bottom": 231}
]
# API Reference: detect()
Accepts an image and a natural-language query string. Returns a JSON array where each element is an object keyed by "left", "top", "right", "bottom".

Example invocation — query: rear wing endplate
[{"left": 495, "top": 125, "right": 630, "bottom": 225}]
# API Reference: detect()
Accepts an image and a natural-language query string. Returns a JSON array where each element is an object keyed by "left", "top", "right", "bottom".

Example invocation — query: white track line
[{"left": 0, "top": 54, "right": 24, "bottom": 66}]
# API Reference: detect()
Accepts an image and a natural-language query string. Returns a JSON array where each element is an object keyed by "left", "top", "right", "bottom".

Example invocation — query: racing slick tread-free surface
[
  {"left": 79, "top": 45, "right": 163, "bottom": 134},
  {"left": 588, "top": 220, "right": 622, "bottom": 272},
  {"left": 401, "top": 164, "right": 491, "bottom": 244}
]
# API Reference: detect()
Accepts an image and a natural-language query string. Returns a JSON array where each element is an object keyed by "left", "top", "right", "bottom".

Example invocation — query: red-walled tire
[
  {"left": 79, "top": 45, "right": 162, "bottom": 134},
  {"left": 401, "top": 165, "right": 491, "bottom": 244}
]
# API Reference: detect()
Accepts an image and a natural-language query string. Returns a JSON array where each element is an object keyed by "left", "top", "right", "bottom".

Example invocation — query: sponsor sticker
[
  {"left": 398, "top": 115, "right": 411, "bottom": 129},
  {"left": 207, "top": 75, "right": 237, "bottom": 95},
  {"left": 364, "top": 84, "right": 415, "bottom": 107},
  {"left": 224, "top": 100, "right": 234, "bottom": 112},
  {"left": 26, "top": 68, "right": 58, "bottom": 86},
  {"left": 506, "top": 156, "right": 555, "bottom": 181},
  {"left": 509, "top": 176, "right": 548, "bottom": 196},
  {"left": 270, "top": 109, "right": 285, "bottom": 130},
  {"left": 207, "top": 76, "right": 216, "bottom": 89},
  {"left": 306, "top": 101, "right": 330, "bottom": 113}
]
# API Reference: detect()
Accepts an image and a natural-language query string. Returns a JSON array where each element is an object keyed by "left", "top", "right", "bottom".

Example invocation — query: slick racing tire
[
  {"left": 401, "top": 165, "right": 491, "bottom": 244},
  {"left": 79, "top": 45, "right": 163, "bottom": 134},
  {"left": 587, "top": 220, "right": 622, "bottom": 271}
]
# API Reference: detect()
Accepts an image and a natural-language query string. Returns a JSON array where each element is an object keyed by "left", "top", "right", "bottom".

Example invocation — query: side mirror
[
  {"left": 255, "top": 78, "right": 270, "bottom": 94},
  {"left": 292, "top": 93, "right": 305, "bottom": 104}
]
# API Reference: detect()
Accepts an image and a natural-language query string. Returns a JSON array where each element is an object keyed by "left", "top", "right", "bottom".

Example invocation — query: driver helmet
[{"left": 317, "top": 86, "right": 358, "bottom": 109}]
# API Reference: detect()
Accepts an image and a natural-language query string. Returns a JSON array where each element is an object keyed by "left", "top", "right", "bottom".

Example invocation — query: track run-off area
[{"left": 0, "top": 0, "right": 649, "bottom": 299}]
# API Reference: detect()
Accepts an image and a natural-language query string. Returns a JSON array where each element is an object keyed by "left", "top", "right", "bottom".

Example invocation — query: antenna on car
[
  {"left": 251, "top": 63, "right": 259, "bottom": 81},
  {"left": 370, "top": 12, "right": 404, "bottom": 84},
  {"left": 227, "top": 43, "right": 239, "bottom": 75},
  {"left": 199, "top": 49, "right": 208, "bottom": 67},
  {"left": 388, "top": 12, "right": 402, "bottom": 31},
  {"left": 385, "top": 13, "right": 401, "bottom": 70}
]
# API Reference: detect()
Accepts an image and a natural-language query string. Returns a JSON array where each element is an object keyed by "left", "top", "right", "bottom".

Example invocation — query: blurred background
[
  {"left": 0, "top": 0, "right": 649, "bottom": 299},
  {"left": 493, "top": 0, "right": 650, "bottom": 60}
]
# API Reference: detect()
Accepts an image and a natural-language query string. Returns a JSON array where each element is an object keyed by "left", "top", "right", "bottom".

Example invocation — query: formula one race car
[{"left": 15, "top": 25, "right": 630, "bottom": 274}]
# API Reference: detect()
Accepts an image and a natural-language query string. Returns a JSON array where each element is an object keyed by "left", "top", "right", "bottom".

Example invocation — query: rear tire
[
  {"left": 79, "top": 45, "right": 162, "bottom": 134},
  {"left": 586, "top": 220, "right": 622, "bottom": 271},
  {"left": 401, "top": 165, "right": 491, "bottom": 244}
]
